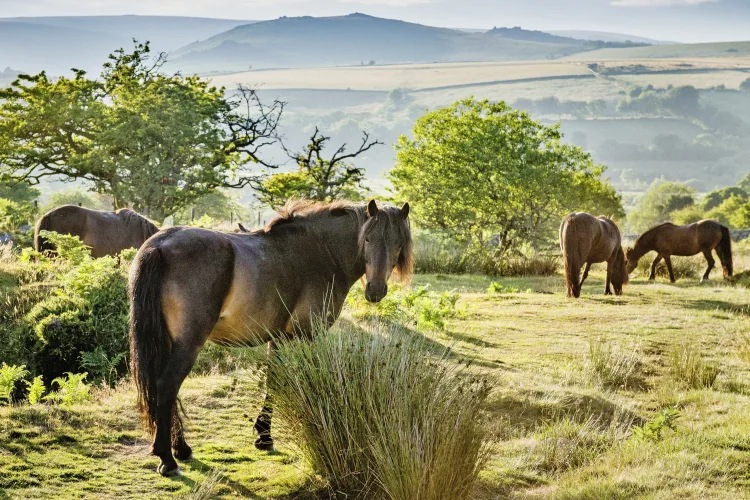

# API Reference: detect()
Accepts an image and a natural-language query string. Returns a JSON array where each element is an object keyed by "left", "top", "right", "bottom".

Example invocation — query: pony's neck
[
  {"left": 632, "top": 232, "right": 655, "bottom": 261},
  {"left": 310, "top": 213, "right": 366, "bottom": 290}
]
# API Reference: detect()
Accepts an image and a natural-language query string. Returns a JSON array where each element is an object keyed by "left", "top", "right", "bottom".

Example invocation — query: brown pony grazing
[
  {"left": 35, "top": 205, "right": 159, "bottom": 258},
  {"left": 625, "top": 220, "right": 732, "bottom": 283},
  {"left": 560, "top": 212, "right": 628, "bottom": 298},
  {"left": 129, "top": 199, "right": 413, "bottom": 476}
]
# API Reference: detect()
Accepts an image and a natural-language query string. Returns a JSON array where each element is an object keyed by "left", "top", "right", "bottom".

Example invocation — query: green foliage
[
  {"left": 80, "top": 347, "right": 127, "bottom": 387},
  {"left": 390, "top": 98, "right": 623, "bottom": 255},
  {"left": 270, "top": 321, "right": 491, "bottom": 498},
  {"left": 0, "top": 42, "right": 283, "bottom": 221},
  {"left": 631, "top": 407, "right": 680, "bottom": 442},
  {"left": 669, "top": 342, "right": 719, "bottom": 389},
  {"left": 0, "top": 198, "right": 36, "bottom": 232},
  {"left": 41, "top": 189, "right": 106, "bottom": 214},
  {"left": 627, "top": 179, "right": 696, "bottom": 233},
  {"left": 44, "top": 372, "right": 91, "bottom": 407},
  {"left": 487, "top": 282, "right": 523, "bottom": 294},
  {"left": 701, "top": 186, "right": 748, "bottom": 211},
  {"left": 0, "top": 363, "right": 29, "bottom": 404},
  {"left": 740, "top": 77, "right": 750, "bottom": 92},
  {"left": 25, "top": 375, "right": 45, "bottom": 405},
  {"left": 346, "top": 283, "right": 463, "bottom": 331},
  {"left": 21, "top": 233, "right": 129, "bottom": 382},
  {"left": 0, "top": 180, "right": 39, "bottom": 204},
  {"left": 172, "top": 189, "right": 250, "bottom": 226}
]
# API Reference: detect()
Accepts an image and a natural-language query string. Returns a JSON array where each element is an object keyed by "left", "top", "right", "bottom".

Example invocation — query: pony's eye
[{"left": 365, "top": 237, "right": 370, "bottom": 243}]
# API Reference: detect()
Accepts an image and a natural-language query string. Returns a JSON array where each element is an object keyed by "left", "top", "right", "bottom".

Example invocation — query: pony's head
[
  {"left": 612, "top": 247, "right": 629, "bottom": 295},
  {"left": 359, "top": 199, "right": 413, "bottom": 303},
  {"left": 625, "top": 246, "right": 638, "bottom": 275}
]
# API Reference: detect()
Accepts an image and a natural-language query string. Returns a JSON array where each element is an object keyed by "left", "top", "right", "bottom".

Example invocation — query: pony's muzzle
[{"left": 365, "top": 281, "right": 388, "bottom": 303}]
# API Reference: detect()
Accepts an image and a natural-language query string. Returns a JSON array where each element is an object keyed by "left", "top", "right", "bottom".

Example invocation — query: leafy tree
[
  {"left": 0, "top": 42, "right": 284, "bottom": 222},
  {"left": 256, "top": 128, "right": 381, "bottom": 210},
  {"left": 172, "top": 189, "right": 251, "bottom": 226},
  {"left": 701, "top": 186, "right": 748, "bottom": 211},
  {"left": 627, "top": 179, "right": 696, "bottom": 233},
  {"left": 738, "top": 173, "right": 750, "bottom": 193},
  {"left": 709, "top": 195, "right": 750, "bottom": 229},
  {"left": 0, "top": 181, "right": 39, "bottom": 205},
  {"left": 41, "top": 189, "right": 107, "bottom": 214},
  {"left": 389, "top": 98, "right": 623, "bottom": 254}
]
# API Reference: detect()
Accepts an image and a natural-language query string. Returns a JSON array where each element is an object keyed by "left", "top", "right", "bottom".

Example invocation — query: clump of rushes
[
  {"left": 269, "top": 320, "right": 492, "bottom": 499},
  {"left": 669, "top": 341, "right": 719, "bottom": 389},
  {"left": 586, "top": 338, "right": 642, "bottom": 390}
]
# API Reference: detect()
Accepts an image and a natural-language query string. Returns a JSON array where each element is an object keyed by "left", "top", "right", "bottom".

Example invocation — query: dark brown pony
[
  {"left": 35, "top": 205, "right": 159, "bottom": 257},
  {"left": 129, "top": 199, "right": 412, "bottom": 476},
  {"left": 560, "top": 212, "right": 628, "bottom": 298},
  {"left": 625, "top": 220, "right": 732, "bottom": 283}
]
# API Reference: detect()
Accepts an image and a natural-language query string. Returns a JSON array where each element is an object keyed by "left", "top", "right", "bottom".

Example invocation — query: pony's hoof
[
  {"left": 255, "top": 438, "right": 275, "bottom": 452},
  {"left": 174, "top": 445, "right": 193, "bottom": 461},
  {"left": 157, "top": 463, "right": 181, "bottom": 477}
]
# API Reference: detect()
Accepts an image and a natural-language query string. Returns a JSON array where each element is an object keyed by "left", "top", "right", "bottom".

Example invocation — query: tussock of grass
[
  {"left": 531, "top": 415, "right": 629, "bottom": 474},
  {"left": 269, "top": 321, "right": 492, "bottom": 499},
  {"left": 180, "top": 469, "right": 225, "bottom": 500},
  {"left": 669, "top": 341, "right": 719, "bottom": 389},
  {"left": 585, "top": 338, "right": 643, "bottom": 390}
]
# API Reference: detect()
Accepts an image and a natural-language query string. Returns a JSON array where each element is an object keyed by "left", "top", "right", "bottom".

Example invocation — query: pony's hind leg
[
  {"left": 664, "top": 256, "right": 676, "bottom": 283},
  {"left": 152, "top": 339, "right": 204, "bottom": 476},
  {"left": 605, "top": 262, "right": 613, "bottom": 295},
  {"left": 255, "top": 340, "right": 277, "bottom": 451},
  {"left": 649, "top": 255, "right": 663, "bottom": 281},
  {"left": 702, "top": 250, "right": 715, "bottom": 282},
  {"left": 580, "top": 262, "right": 592, "bottom": 287}
]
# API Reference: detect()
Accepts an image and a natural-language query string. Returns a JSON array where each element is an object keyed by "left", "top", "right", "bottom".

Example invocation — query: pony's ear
[
  {"left": 366, "top": 199, "right": 379, "bottom": 218},
  {"left": 237, "top": 223, "right": 247, "bottom": 232},
  {"left": 400, "top": 202, "right": 410, "bottom": 219}
]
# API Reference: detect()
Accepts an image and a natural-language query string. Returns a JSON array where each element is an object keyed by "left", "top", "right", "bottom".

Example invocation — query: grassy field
[
  {"left": 2, "top": 254, "right": 750, "bottom": 498},
  {"left": 565, "top": 42, "right": 750, "bottom": 60}
]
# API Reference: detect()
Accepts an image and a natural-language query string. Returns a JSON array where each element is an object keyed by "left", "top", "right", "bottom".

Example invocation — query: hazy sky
[{"left": 2, "top": 0, "right": 749, "bottom": 43}]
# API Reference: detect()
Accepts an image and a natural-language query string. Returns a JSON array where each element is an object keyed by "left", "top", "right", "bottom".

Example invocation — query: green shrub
[
  {"left": 631, "top": 406, "right": 680, "bottom": 442},
  {"left": 44, "top": 372, "right": 91, "bottom": 407},
  {"left": 270, "top": 321, "right": 492, "bottom": 498},
  {"left": 669, "top": 342, "right": 719, "bottom": 389},
  {"left": 487, "top": 282, "right": 523, "bottom": 294},
  {"left": 2, "top": 232, "right": 129, "bottom": 383},
  {"left": 0, "top": 363, "right": 29, "bottom": 404},
  {"left": 25, "top": 375, "right": 45, "bottom": 404},
  {"left": 586, "top": 338, "right": 642, "bottom": 390},
  {"left": 347, "top": 283, "right": 463, "bottom": 331}
]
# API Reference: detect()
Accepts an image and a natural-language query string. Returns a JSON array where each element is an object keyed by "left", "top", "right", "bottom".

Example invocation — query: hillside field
[{"left": 2, "top": 249, "right": 750, "bottom": 498}]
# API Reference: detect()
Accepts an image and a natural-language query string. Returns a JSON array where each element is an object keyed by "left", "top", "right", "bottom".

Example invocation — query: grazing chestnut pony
[
  {"left": 129, "top": 199, "right": 412, "bottom": 476},
  {"left": 560, "top": 212, "right": 628, "bottom": 298},
  {"left": 35, "top": 205, "right": 158, "bottom": 257},
  {"left": 625, "top": 220, "right": 732, "bottom": 283}
]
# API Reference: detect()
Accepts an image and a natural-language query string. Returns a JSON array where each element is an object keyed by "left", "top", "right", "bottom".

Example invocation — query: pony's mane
[
  {"left": 264, "top": 199, "right": 366, "bottom": 232},
  {"left": 116, "top": 208, "right": 159, "bottom": 237},
  {"left": 264, "top": 199, "right": 414, "bottom": 282}
]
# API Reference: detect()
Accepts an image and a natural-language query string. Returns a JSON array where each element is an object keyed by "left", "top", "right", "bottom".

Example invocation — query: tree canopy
[
  {"left": 0, "top": 42, "right": 284, "bottom": 221},
  {"left": 389, "top": 98, "right": 623, "bottom": 254},
  {"left": 627, "top": 179, "right": 696, "bottom": 233}
]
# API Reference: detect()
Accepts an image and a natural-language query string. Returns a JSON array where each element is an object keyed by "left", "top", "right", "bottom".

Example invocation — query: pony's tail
[
  {"left": 34, "top": 212, "right": 54, "bottom": 255},
  {"left": 129, "top": 246, "right": 171, "bottom": 436},
  {"left": 561, "top": 220, "right": 581, "bottom": 298},
  {"left": 717, "top": 225, "right": 733, "bottom": 279}
]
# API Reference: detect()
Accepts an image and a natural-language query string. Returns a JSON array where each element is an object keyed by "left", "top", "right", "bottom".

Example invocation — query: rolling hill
[
  {"left": 168, "top": 13, "right": 592, "bottom": 74},
  {"left": 565, "top": 41, "right": 750, "bottom": 60},
  {"left": 0, "top": 16, "right": 256, "bottom": 75}
]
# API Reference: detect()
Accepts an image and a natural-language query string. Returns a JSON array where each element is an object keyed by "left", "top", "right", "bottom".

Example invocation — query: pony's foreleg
[
  {"left": 604, "top": 262, "right": 613, "bottom": 295},
  {"left": 702, "top": 250, "right": 715, "bottom": 282},
  {"left": 255, "top": 340, "right": 277, "bottom": 451},
  {"left": 152, "top": 339, "right": 203, "bottom": 476},
  {"left": 580, "top": 263, "right": 592, "bottom": 287},
  {"left": 664, "top": 255, "right": 676, "bottom": 283},
  {"left": 649, "top": 255, "right": 663, "bottom": 281}
]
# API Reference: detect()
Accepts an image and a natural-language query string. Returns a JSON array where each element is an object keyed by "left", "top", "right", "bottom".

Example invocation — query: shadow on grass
[
  {"left": 684, "top": 299, "right": 750, "bottom": 317},
  {"left": 484, "top": 391, "right": 643, "bottom": 435}
]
